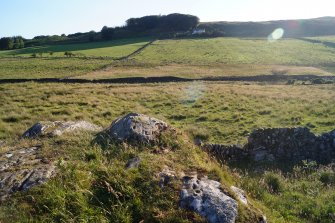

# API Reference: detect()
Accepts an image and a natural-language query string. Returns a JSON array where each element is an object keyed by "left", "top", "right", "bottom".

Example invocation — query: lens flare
[
  {"left": 268, "top": 28, "right": 285, "bottom": 42},
  {"left": 181, "top": 82, "right": 206, "bottom": 104}
]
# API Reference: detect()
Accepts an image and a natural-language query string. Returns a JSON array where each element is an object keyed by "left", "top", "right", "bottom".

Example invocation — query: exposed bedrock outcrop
[
  {"left": 22, "top": 121, "right": 102, "bottom": 138},
  {"left": 0, "top": 146, "right": 55, "bottom": 201},
  {"left": 104, "top": 113, "right": 169, "bottom": 143},
  {"left": 203, "top": 127, "right": 335, "bottom": 165},
  {"left": 180, "top": 176, "right": 238, "bottom": 223}
]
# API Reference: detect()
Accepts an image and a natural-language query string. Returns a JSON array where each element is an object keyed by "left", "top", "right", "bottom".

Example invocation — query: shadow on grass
[{"left": 3, "top": 37, "right": 154, "bottom": 56}]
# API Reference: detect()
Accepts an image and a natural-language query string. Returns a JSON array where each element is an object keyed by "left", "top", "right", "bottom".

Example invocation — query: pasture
[
  {"left": 0, "top": 38, "right": 151, "bottom": 58},
  {"left": 0, "top": 36, "right": 335, "bottom": 223},
  {"left": 0, "top": 37, "right": 335, "bottom": 80},
  {"left": 0, "top": 82, "right": 334, "bottom": 223}
]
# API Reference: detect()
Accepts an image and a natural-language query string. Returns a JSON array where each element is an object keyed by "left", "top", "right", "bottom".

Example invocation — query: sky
[{"left": 1, "top": 0, "right": 334, "bottom": 38}]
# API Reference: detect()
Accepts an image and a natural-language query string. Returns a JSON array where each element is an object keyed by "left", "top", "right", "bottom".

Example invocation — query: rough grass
[
  {"left": 77, "top": 64, "right": 331, "bottom": 79},
  {"left": 1, "top": 82, "right": 334, "bottom": 144},
  {"left": 1, "top": 82, "right": 334, "bottom": 222},
  {"left": 0, "top": 38, "right": 152, "bottom": 58},
  {"left": 0, "top": 82, "right": 334, "bottom": 222},
  {"left": 0, "top": 127, "right": 259, "bottom": 223}
]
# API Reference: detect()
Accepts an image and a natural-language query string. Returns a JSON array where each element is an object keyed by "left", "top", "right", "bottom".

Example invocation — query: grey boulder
[
  {"left": 180, "top": 176, "right": 238, "bottom": 223},
  {"left": 106, "top": 113, "right": 168, "bottom": 143},
  {"left": 22, "top": 121, "right": 102, "bottom": 138}
]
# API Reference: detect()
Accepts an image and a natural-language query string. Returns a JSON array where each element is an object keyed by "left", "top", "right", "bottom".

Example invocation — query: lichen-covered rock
[
  {"left": 231, "top": 186, "right": 248, "bottom": 205},
  {"left": 125, "top": 157, "right": 141, "bottom": 169},
  {"left": 0, "top": 146, "right": 55, "bottom": 200},
  {"left": 106, "top": 113, "right": 168, "bottom": 143},
  {"left": 22, "top": 121, "right": 102, "bottom": 138},
  {"left": 180, "top": 176, "right": 238, "bottom": 223}
]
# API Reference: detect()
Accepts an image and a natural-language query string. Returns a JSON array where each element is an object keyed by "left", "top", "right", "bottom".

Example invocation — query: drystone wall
[{"left": 203, "top": 127, "right": 335, "bottom": 164}]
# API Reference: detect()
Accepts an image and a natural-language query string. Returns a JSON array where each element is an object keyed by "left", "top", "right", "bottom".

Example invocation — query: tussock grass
[{"left": 1, "top": 82, "right": 334, "bottom": 144}]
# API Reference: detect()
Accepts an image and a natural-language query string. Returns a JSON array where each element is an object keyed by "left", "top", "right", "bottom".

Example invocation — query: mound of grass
[{"left": 0, "top": 126, "right": 264, "bottom": 222}]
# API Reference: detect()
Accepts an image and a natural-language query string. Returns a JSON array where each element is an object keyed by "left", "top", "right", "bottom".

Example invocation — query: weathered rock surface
[
  {"left": 0, "top": 146, "right": 55, "bottom": 200},
  {"left": 22, "top": 121, "right": 102, "bottom": 138},
  {"left": 125, "top": 157, "right": 141, "bottom": 169},
  {"left": 106, "top": 113, "right": 168, "bottom": 143},
  {"left": 180, "top": 176, "right": 238, "bottom": 223},
  {"left": 231, "top": 186, "right": 248, "bottom": 205},
  {"left": 157, "top": 167, "right": 178, "bottom": 188},
  {"left": 203, "top": 127, "right": 335, "bottom": 165}
]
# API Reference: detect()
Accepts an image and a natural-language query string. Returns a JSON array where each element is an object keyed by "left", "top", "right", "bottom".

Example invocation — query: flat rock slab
[
  {"left": 22, "top": 121, "right": 102, "bottom": 138},
  {"left": 0, "top": 147, "right": 55, "bottom": 201},
  {"left": 106, "top": 113, "right": 168, "bottom": 143},
  {"left": 180, "top": 176, "right": 238, "bottom": 223}
]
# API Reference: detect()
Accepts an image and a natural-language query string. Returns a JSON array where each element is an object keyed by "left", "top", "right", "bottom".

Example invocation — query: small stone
[
  {"left": 158, "top": 167, "right": 177, "bottom": 188},
  {"left": 125, "top": 157, "right": 141, "bottom": 169}
]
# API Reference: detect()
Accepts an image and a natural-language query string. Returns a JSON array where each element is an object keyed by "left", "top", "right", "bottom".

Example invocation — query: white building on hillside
[{"left": 192, "top": 29, "right": 206, "bottom": 35}]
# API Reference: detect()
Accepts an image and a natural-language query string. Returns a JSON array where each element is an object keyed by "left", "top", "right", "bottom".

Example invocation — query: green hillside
[
  {"left": 0, "top": 38, "right": 151, "bottom": 58},
  {"left": 1, "top": 36, "right": 335, "bottom": 79}
]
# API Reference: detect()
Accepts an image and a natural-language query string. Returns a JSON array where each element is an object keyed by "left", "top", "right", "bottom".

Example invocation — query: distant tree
[
  {"left": 13, "top": 36, "right": 24, "bottom": 49},
  {"left": 0, "top": 37, "right": 14, "bottom": 50},
  {"left": 101, "top": 26, "right": 114, "bottom": 40},
  {"left": 126, "top": 15, "right": 160, "bottom": 31},
  {"left": 88, "top": 31, "right": 96, "bottom": 42},
  {"left": 61, "top": 34, "right": 66, "bottom": 37},
  {"left": 125, "top": 13, "right": 199, "bottom": 34},
  {"left": 161, "top": 14, "right": 199, "bottom": 32}
]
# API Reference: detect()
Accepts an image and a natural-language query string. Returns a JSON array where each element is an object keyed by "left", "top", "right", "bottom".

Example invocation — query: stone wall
[{"left": 202, "top": 127, "right": 335, "bottom": 165}]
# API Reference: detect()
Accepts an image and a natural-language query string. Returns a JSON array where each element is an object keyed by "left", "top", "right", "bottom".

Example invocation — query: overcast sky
[{"left": 1, "top": 0, "right": 334, "bottom": 38}]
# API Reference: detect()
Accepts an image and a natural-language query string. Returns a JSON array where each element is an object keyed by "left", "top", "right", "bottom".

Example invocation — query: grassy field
[
  {"left": 0, "top": 58, "right": 113, "bottom": 79},
  {"left": 1, "top": 82, "right": 334, "bottom": 144},
  {"left": 77, "top": 64, "right": 331, "bottom": 79},
  {"left": 0, "top": 82, "right": 334, "bottom": 222},
  {"left": 1, "top": 37, "right": 335, "bottom": 79},
  {"left": 133, "top": 38, "right": 335, "bottom": 75},
  {"left": 0, "top": 38, "right": 151, "bottom": 58},
  {"left": 0, "top": 36, "right": 335, "bottom": 222}
]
